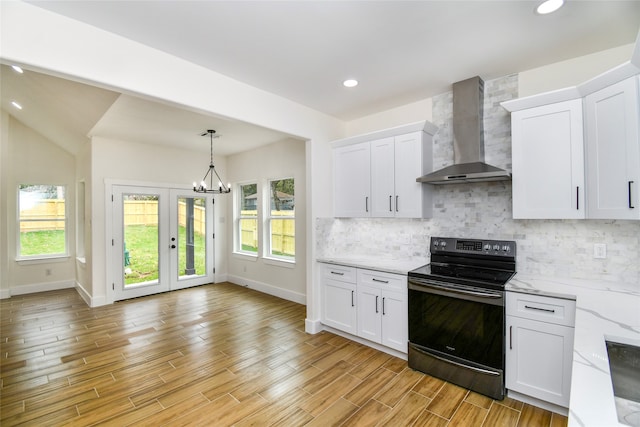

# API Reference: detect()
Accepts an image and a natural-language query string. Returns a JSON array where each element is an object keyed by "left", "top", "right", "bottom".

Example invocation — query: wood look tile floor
[{"left": 0, "top": 283, "right": 568, "bottom": 427}]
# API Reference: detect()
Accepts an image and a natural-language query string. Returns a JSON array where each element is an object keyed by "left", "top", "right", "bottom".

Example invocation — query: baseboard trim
[
  {"left": 0, "top": 288, "right": 10, "bottom": 299},
  {"left": 9, "top": 279, "right": 75, "bottom": 296},
  {"left": 74, "top": 282, "right": 107, "bottom": 308},
  {"left": 305, "top": 318, "right": 323, "bottom": 334},
  {"left": 226, "top": 274, "right": 306, "bottom": 305},
  {"left": 506, "top": 389, "right": 568, "bottom": 416},
  {"left": 321, "top": 325, "right": 408, "bottom": 361}
]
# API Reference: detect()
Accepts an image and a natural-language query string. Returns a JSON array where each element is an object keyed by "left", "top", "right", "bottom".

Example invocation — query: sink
[{"left": 606, "top": 340, "right": 640, "bottom": 427}]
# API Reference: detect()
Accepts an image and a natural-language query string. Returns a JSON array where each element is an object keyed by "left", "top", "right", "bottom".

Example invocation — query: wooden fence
[
  {"left": 240, "top": 210, "right": 295, "bottom": 257},
  {"left": 21, "top": 201, "right": 294, "bottom": 256},
  {"left": 20, "top": 200, "right": 206, "bottom": 235},
  {"left": 19, "top": 199, "right": 65, "bottom": 232}
]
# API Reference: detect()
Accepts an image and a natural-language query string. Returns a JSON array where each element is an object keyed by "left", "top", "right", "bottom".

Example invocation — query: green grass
[
  {"left": 20, "top": 230, "right": 66, "bottom": 256},
  {"left": 124, "top": 225, "right": 206, "bottom": 286}
]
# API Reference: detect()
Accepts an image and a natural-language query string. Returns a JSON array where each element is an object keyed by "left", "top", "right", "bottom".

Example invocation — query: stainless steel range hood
[{"left": 417, "top": 76, "right": 511, "bottom": 184}]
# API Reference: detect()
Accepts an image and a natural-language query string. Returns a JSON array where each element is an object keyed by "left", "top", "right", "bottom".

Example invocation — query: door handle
[
  {"left": 509, "top": 325, "right": 512, "bottom": 350},
  {"left": 382, "top": 297, "right": 386, "bottom": 315},
  {"left": 375, "top": 295, "right": 379, "bottom": 313},
  {"left": 351, "top": 290, "right": 354, "bottom": 307},
  {"left": 365, "top": 197, "right": 369, "bottom": 213},
  {"left": 395, "top": 196, "right": 398, "bottom": 212},
  {"left": 389, "top": 195, "right": 392, "bottom": 212},
  {"left": 629, "top": 181, "right": 635, "bottom": 209},
  {"left": 576, "top": 186, "right": 579, "bottom": 210}
]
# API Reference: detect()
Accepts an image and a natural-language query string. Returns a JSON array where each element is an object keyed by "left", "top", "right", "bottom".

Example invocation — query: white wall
[
  {"left": 0, "top": 1, "right": 343, "bottom": 324},
  {"left": 3, "top": 116, "right": 77, "bottom": 294},
  {"left": 0, "top": 111, "right": 10, "bottom": 299},
  {"left": 88, "top": 136, "right": 230, "bottom": 306},
  {"left": 346, "top": 98, "right": 433, "bottom": 137},
  {"left": 518, "top": 43, "right": 635, "bottom": 97},
  {"left": 226, "top": 138, "right": 307, "bottom": 303}
]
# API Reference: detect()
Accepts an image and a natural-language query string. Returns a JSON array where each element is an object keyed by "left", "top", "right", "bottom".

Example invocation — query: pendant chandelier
[{"left": 193, "top": 129, "right": 231, "bottom": 194}]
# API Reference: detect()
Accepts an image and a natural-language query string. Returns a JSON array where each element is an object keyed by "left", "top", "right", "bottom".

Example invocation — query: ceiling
[{"left": 3, "top": 1, "right": 640, "bottom": 156}]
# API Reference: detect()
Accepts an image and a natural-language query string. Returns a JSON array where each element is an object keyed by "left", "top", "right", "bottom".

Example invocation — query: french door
[{"left": 112, "top": 185, "right": 214, "bottom": 301}]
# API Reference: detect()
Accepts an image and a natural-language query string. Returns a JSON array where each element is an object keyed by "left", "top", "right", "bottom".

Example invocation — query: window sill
[
  {"left": 232, "top": 252, "right": 258, "bottom": 261},
  {"left": 263, "top": 256, "right": 296, "bottom": 269},
  {"left": 16, "top": 255, "right": 71, "bottom": 265}
]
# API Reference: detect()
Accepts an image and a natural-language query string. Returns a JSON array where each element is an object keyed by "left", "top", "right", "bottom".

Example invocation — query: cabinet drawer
[
  {"left": 506, "top": 292, "right": 576, "bottom": 327},
  {"left": 357, "top": 269, "right": 406, "bottom": 291},
  {"left": 321, "top": 263, "right": 357, "bottom": 283}
]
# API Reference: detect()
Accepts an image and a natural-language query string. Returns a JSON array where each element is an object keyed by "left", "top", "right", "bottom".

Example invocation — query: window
[
  {"left": 266, "top": 178, "right": 295, "bottom": 261},
  {"left": 76, "top": 181, "right": 85, "bottom": 260},
  {"left": 237, "top": 183, "right": 258, "bottom": 255},
  {"left": 18, "top": 184, "right": 67, "bottom": 258}
]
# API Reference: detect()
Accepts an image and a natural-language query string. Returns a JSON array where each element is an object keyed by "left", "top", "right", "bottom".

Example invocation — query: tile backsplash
[{"left": 317, "top": 74, "right": 640, "bottom": 287}]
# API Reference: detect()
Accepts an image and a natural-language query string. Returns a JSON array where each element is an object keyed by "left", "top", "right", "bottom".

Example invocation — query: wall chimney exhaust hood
[{"left": 417, "top": 76, "right": 511, "bottom": 184}]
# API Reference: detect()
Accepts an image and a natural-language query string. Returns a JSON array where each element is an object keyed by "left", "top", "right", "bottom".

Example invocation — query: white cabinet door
[
  {"left": 370, "top": 137, "right": 396, "bottom": 217},
  {"left": 506, "top": 315, "right": 574, "bottom": 408},
  {"left": 381, "top": 290, "right": 407, "bottom": 352},
  {"left": 585, "top": 76, "right": 640, "bottom": 219},
  {"left": 357, "top": 285, "right": 382, "bottom": 343},
  {"left": 511, "top": 99, "right": 585, "bottom": 219},
  {"left": 334, "top": 142, "right": 371, "bottom": 217},
  {"left": 394, "top": 132, "right": 430, "bottom": 218},
  {"left": 322, "top": 278, "right": 357, "bottom": 335}
]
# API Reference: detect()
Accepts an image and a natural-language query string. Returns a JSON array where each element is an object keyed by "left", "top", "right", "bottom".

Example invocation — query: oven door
[
  {"left": 408, "top": 277, "right": 506, "bottom": 399},
  {"left": 408, "top": 277, "right": 505, "bottom": 370}
]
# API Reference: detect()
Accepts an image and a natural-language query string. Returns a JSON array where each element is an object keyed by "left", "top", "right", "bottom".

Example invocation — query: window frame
[
  {"left": 17, "top": 184, "right": 69, "bottom": 261},
  {"left": 234, "top": 181, "right": 259, "bottom": 257},
  {"left": 264, "top": 177, "right": 295, "bottom": 264}
]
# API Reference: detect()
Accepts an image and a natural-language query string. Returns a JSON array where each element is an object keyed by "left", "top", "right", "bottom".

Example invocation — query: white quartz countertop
[
  {"left": 316, "top": 257, "right": 426, "bottom": 276},
  {"left": 507, "top": 275, "right": 640, "bottom": 427}
]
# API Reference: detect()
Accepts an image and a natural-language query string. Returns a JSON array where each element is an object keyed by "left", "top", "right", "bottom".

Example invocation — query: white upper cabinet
[
  {"left": 585, "top": 76, "right": 640, "bottom": 220},
  {"left": 370, "top": 132, "right": 432, "bottom": 218},
  {"left": 370, "top": 137, "right": 396, "bottom": 217},
  {"left": 334, "top": 142, "right": 371, "bottom": 217},
  {"left": 333, "top": 121, "right": 436, "bottom": 219},
  {"left": 510, "top": 99, "right": 585, "bottom": 219}
]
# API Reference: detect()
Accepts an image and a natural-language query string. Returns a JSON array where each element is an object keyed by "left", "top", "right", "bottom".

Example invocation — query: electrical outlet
[{"left": 594, "top": 243, "right": 607, "bottom": 259}]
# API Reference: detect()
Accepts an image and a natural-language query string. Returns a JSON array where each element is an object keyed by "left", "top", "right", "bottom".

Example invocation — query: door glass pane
[
  {"left": 178, "top": 196, "right": 206, "bottom": 278},
  {"left": 123, "top": 194, "right": 159, "bottom": 287}
]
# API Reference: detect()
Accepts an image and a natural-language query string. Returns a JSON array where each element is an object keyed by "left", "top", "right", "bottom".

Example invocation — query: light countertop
[
  {"left": 317, "top": 257, "right": 426, "bottom": 276},
  {"left": 507, "top": 275, "right": 640, "bottom": 427}
]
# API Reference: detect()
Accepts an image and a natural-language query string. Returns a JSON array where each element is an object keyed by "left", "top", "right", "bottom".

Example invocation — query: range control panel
[{"left": 431, "top": 237, "right": 516, "bottom": 257}]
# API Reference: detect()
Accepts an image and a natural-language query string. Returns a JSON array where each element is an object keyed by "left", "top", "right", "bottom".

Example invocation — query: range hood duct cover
[{"left": 417, "top": 76, "right": 511, "bottom": 184}]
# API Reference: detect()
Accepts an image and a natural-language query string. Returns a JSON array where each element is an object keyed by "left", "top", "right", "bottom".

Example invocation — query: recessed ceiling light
[
  {"left": 343, "top": 79, "right": 358, "bottom": 88},
  {"left": 535, "top": 0, "right": 564, "bottom": 15},
  {"left": 11, "top": 65, "right": 24, "bottom": 74},
  {"left": 11, "top": 101, "right": 23, "bottom": 110}
]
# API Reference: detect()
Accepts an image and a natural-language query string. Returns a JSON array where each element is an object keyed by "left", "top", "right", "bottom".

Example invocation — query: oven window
[{"left": 408, "top": 288, "right": 504, "bottom": 369}]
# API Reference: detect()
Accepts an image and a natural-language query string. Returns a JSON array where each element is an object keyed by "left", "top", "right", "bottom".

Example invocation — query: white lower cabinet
[
  {"left": 321, "top": 265, "right": 357, "bottom": 335},
  {"left": 506, "top": 292, "right": 576, "bottom": 408},
  {"left": 320, "top": 263, "right": 407, "bottom": 353}
]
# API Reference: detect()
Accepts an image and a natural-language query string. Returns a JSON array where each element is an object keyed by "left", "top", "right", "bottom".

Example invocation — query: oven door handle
[
  {"left": 411, "top": 345, "right": 500, "bottom": 377},
  {"left": 409, "top": 279, "right": 502, "bottom": 299}
]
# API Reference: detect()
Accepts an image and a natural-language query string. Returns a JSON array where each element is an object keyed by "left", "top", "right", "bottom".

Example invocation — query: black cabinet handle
[
  {"left": 372, "top": 278, "right": 389, "bottom": 284},
  {"left": 629, "top": 181, "right": 635, "bottom": 209},
  {"left": 576, "top": 186, "right": 579, "bottom": 210},
  {"left": 382, "top": 297, "right": 386, "bottom": 315},
  {"left": 396, "top": 196, "right": 399, "bottom": 212},
  {"left": 365, "top": 197, "right": 369, "bottom": 213},
  {"left": 524, "top": 305, "right": 555, "bottom": 313},
  {"left": 389, "top": 195, "right": 392, "bottom": 212},
  {"left": 330, "top": 271, "right": 344, "bottom": 276},
  {"left": 351, "top": 290, "right": 354, "bottom": 307},
  {"left": 375, "top": 295, "right": 379, "bottom": 313},
  {"left": 509, "top": 325, "right": 512, "bottom": 350}
]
